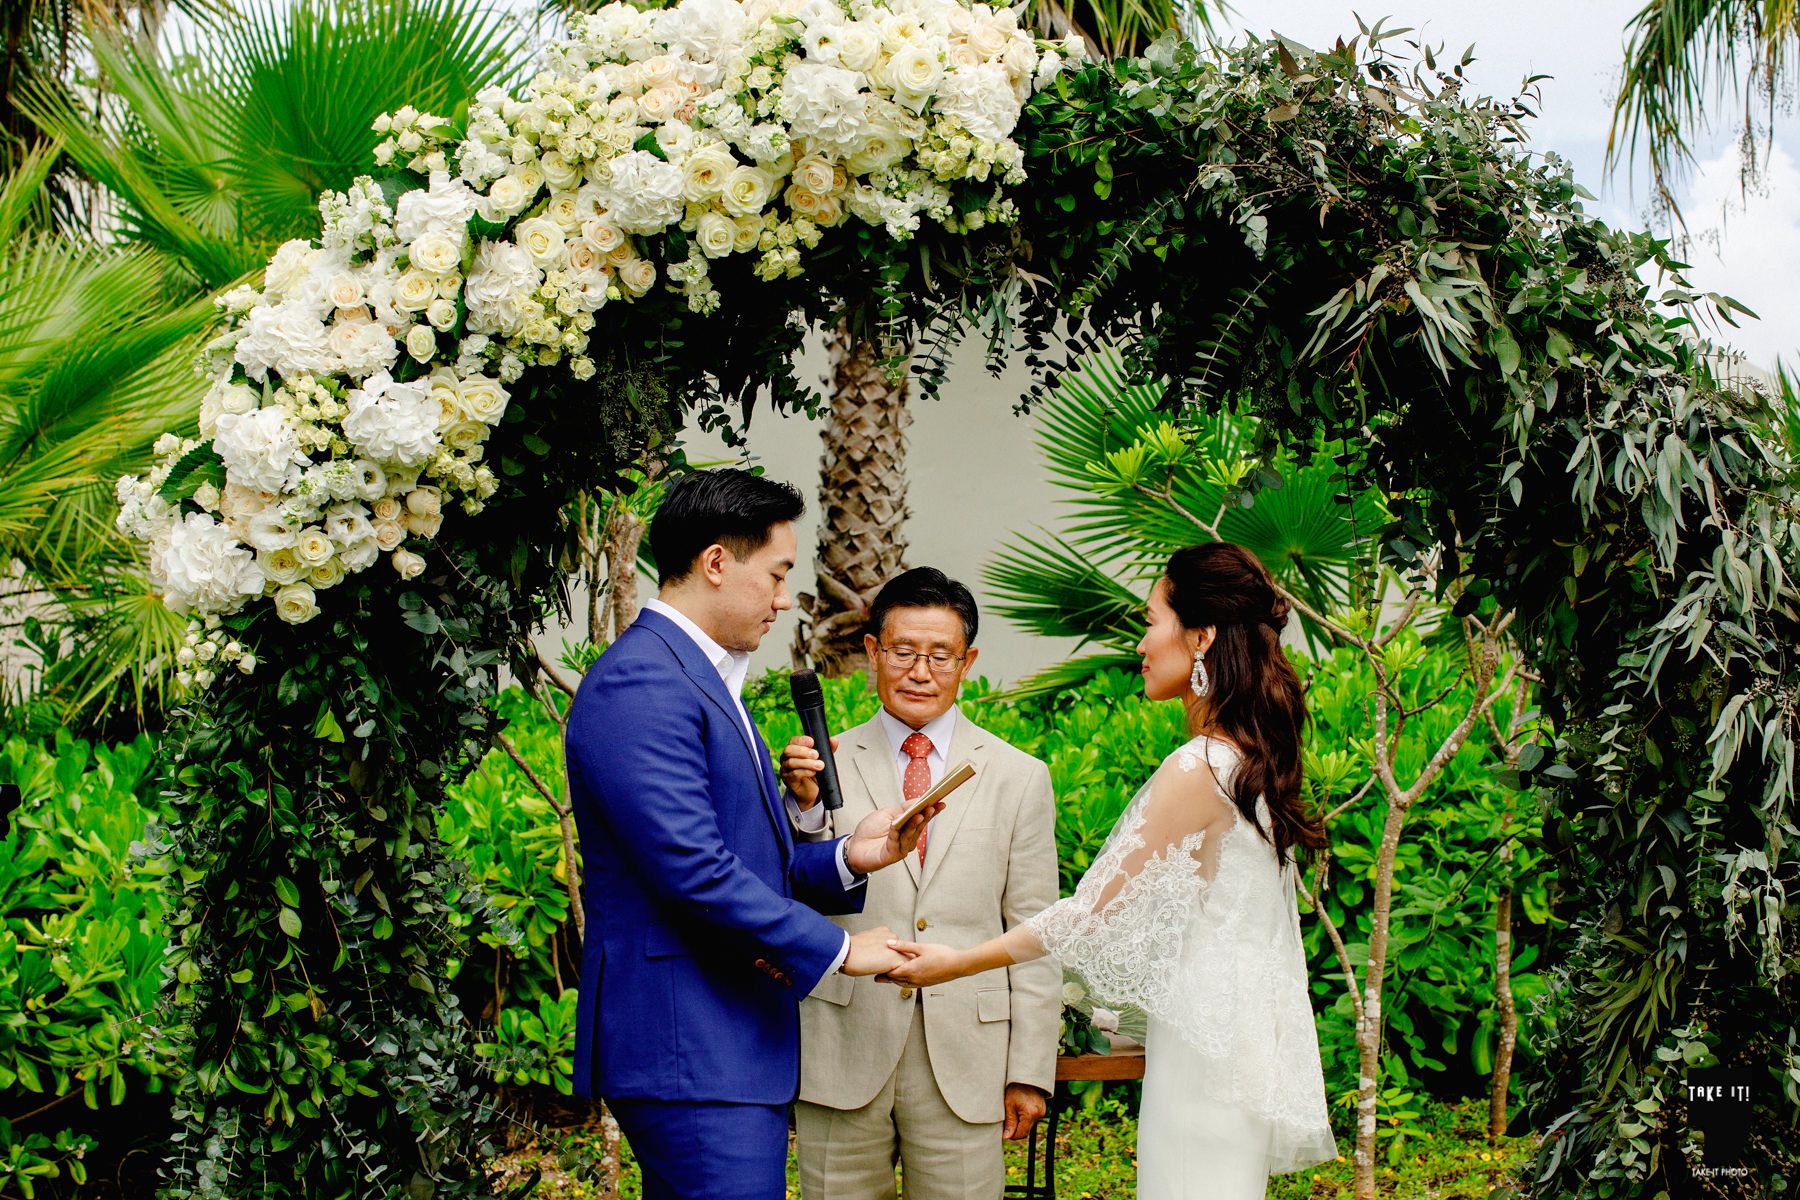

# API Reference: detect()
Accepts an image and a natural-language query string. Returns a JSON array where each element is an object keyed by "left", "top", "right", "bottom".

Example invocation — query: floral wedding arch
[{"left": 118, "top": 4, "right": 1798, "bottom": 1197}]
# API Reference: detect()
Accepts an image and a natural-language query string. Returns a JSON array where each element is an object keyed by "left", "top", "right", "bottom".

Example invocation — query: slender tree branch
[
  {"left": 495, "top": 729, "right": 584, "bottom": 942},
  {"left": 1298, "top": 866, "right": 1365, "bottom": 1030},
  {"left": 534, "top": 644, "right": 579, "bottom": 698}
]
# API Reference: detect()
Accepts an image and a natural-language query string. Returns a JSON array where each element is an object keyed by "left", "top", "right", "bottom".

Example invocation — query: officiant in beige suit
[{"left": 779, "top": 567, "right": 1060, "bottom": 1200}]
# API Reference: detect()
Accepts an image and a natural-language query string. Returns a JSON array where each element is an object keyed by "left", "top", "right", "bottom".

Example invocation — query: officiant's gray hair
[{"left": 867, "top": 567, "right": 979, "bottom": 647}]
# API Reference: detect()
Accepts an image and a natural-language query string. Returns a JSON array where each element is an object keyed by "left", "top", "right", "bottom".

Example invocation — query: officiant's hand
[
  {"left": 779, "top": 734, "right": 839, "bottom": 811},
  {"left": 875, "top": 940, "right": 967, "bottom": 987},
  {"left": 842, "top": 801, "right": 943, "bottom": 875}
]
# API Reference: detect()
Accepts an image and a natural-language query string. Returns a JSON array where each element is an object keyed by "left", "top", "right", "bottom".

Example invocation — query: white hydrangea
[
  {"left": 778, "top": 62, "right": 870, "bottom": 152},
  {"left": 341, "top": 372, "right": 443, "bottom": 467},
  {"left": 234, "top": 303, "right": 337, "bottom": 382},
  {"left": 215, "top": 407, "right": 305, "bottom": 494},
  {"left": 464, "top": 240, "right": 543, "bottom": 337},
  {"left": 393, "top": 170, "right": 481, "bottom": 243},
  {"left": 157, "top": 512, "right": 268, "bottom": 617},
  {"left": 594, "top": 151, "right": 686, "bottom": 234}
]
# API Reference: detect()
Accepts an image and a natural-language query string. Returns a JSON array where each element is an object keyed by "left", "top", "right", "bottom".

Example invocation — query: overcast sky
[{"left": 1222, "top": 0, "right": 1799, "bottom": 370}]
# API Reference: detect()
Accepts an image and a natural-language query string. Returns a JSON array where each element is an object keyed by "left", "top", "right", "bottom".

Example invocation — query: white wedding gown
[{"left": 1026, "top": 735, "right": 1337, "bottom": 1198}]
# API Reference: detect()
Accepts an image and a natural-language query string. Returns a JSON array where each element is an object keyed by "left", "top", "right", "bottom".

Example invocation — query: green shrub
[{"left": 0, "top": 733, "right": 171, "bottom": 1198}]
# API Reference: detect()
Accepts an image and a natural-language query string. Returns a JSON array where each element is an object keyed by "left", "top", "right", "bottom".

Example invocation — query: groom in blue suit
[{"left": 566, "top": 469, "right": 939, "bottom": 1199}]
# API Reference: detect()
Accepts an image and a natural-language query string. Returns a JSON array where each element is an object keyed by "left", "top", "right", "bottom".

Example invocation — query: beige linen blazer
[{"left": 796, "top": 711, "right": 1060, "bottom": 1124}]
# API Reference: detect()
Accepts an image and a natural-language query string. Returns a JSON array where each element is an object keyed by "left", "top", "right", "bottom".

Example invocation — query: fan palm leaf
[
  {"left": 27, "top": 0, "right": 533, "bottom": 289},
  {"left": 987, "top": 348, "right": 1382, "bottom": 695},
  {"left": 0, "top": 143, "right": 213, "bottom": 726}
]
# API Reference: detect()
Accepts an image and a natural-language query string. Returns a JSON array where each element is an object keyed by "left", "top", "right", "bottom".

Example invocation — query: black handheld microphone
[{"left": 788, "top": 669, "right": 845, "bottom": 811}]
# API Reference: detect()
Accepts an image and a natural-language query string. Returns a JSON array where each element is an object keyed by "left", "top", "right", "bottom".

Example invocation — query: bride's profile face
[{"left": 1137, "top": 577, "right": 1202, "bottom": 702}]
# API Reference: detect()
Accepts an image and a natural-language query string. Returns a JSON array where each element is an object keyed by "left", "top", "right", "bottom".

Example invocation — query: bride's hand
[{"left": 878, "top": 940, "right": 967, "bottom": 987}]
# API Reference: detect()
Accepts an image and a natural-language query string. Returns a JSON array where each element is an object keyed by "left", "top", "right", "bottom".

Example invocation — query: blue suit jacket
[{"left": 566, "top": 607, "right": 864, "bottom": 1103}]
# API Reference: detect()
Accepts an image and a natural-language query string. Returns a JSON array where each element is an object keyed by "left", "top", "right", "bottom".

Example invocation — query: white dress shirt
[{"left": 643, "top": 598, "right": 857, "bottom": 973}]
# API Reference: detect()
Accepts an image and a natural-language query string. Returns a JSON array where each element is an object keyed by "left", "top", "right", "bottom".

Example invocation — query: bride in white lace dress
[{"left": 883, "top": 543, "right": 1338, "bottom": 1198}]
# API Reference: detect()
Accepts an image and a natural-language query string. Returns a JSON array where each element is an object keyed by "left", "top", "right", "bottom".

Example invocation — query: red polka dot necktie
[{"left": 903, "top": 732, "right": 934, "bottom": 865}]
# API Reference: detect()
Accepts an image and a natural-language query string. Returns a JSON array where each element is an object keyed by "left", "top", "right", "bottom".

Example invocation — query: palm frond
[
  {"left": 986, "top": 532, "right": 1146, "bottom": 645},
  {"left": 1006, "top": 652, "right": 1147, "bottom": 701},
  {"left": 1608, "top": 0, "right": 1799, "bottom": 221}
]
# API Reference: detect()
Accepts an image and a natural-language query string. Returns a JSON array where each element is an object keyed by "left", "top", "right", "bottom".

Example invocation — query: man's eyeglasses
[{"left": 877, "top": 645, "right": 967, "bottom": 674}]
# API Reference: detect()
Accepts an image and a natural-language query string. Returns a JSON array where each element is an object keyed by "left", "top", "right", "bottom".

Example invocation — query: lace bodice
[{"left": 1026, "top": 735, "right": 1336, "bottom": 1174}]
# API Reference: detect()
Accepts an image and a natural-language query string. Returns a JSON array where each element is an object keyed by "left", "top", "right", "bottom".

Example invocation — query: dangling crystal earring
[{"left": 1189, "top": 651, "right": 1210, "bottom": 698}]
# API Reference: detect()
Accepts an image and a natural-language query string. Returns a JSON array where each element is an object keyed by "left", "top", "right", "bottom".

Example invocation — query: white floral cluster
[
  {"left": 453, "top": 0, "right": 1082, "bottom": 318},
  {"left": 175, "top": 617, "right": 257, "bottom": 690},
  {"left": 118, "top": 0, "right": 1081, "bottom": 664}
]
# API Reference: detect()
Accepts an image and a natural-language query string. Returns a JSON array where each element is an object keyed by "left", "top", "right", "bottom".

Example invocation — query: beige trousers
[{"left": 795, "top": 1001, "right": 1005, "bottom": 1200}]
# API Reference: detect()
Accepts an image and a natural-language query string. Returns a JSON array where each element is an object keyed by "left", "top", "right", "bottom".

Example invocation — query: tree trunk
[
  {"left": 604, "top": 505, "right": 644, "bottom": 640},
  {"left": 1489, "top": 860, "right": 1517, "bottom": 1141},
  {"left": 1354, "top": 754, "right": 1408, "bottom": 1200},
  {"left": 793, "top": 320, "right": 912, "bottom": 676}
]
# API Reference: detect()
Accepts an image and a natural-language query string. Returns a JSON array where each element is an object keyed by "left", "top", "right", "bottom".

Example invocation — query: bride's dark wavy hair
[{"left": 1164, "top": 542, "right": 1328, "bottom": 863}]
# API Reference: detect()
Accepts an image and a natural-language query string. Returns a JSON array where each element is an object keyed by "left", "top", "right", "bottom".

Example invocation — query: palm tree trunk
[{"left": 793, "top": 320, "right": 912, "bottom": 676}]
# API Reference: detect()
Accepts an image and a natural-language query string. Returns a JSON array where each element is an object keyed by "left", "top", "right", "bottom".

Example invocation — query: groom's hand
[
  {"left": 1003, "top": 1084, "right": 1049, "bottom": 1140},
  {"left": 842, "top": 801, "right": 943, "bottom": 876},
  {"left": 779, "top": 734, "right": 839, "bottom": 811},
  {"left": 840, "top": 926, "right": 906, "bottom": 976}
]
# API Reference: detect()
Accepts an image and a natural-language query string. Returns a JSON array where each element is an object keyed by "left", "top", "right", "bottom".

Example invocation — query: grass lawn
[{"left": 491, "top": 1091, "right": 1537, "bottom": 1198}]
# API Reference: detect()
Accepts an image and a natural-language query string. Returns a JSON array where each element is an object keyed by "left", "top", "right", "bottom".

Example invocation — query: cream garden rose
[{"left": 409, "top": 230, "right": 463, "bottom": 275}]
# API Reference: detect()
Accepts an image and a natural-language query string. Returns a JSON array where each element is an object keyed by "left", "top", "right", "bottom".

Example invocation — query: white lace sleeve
[{"left": 1024, "top": 744, "right": 1225, "bottom": 1008}]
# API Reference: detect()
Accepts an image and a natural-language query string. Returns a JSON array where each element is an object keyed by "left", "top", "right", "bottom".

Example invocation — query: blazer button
[
  {"left": 899, "top": 987, "right": 914, "bottom": 999},
  {"left": 916, "top": 918, "right": 928, "bottom": 931}
]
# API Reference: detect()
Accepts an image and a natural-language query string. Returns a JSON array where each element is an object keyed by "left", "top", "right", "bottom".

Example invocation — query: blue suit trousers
[{"left": 609, "top": 1098, "right": 789, "bottom": 1200}]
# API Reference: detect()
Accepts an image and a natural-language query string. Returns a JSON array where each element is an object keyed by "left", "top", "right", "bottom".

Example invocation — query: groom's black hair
[
  {"left": 867, "top": 567, "right": 979, "bottom": 647},
  {"left": 651, "top": 468, "right": 805, "bottom": 585}
]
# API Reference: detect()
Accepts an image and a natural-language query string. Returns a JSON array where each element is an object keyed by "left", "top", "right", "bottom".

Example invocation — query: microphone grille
[{"left": 789, "top": 668, "right": 824, "bottom": 706}]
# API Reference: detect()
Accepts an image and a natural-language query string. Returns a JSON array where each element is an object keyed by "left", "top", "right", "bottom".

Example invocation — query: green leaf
[{"left": 278, "top": 907, "right": 302, "bottom": 937}]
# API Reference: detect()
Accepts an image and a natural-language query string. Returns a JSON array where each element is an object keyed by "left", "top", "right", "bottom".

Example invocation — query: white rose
[
  {"left": 405, "top": 510, "right": 444, "bottom": 539},
  {"left": 410, "top": 229, "right": 463, "bottom": 275},
  {"left": 263, "top": 240, "right": 321, "bottom": 298},
  {"left": 296, "top": 528, "right": 335, "bottom": 566},
  {"left": 395, "top": 269, "right": 438, "bottom": 312},
  {"left": 481, "top": 173, "right": 534, "bottom": 221},
  {"left": 888, "top": 43, "right": 944, "bottom": 109},
  {"left": 720, "top": 164, "right": 776, "bottom": 216},
  {"left": 373, "top": 520, "right": 406, "bottom": 552},
  {"left": 391, "top": 549, "right": 427, "bottom": 579},
  {"left": 402, "top": 324, "right": 434, "bottom": 362},
  {"left": 837, "top": 21, "right": 881, "bottom": 71},
  {"left": 156, "top": 512, "right": 267, "bottom": 617},
  {"left": 442, "top": 420, "right": 488, "bottom": 451},
  {"left": 948, "top": 42, "right": 981, "bottom": 69},
  {"left": 371, "top": 496, "right": 404, "bottom": 523},
  {"left": 640, "top": 54, "right": 680, "bottom": 88},
  {"left": 199, "top": 379, "right": 259, "bottom": 438},
  {"left": 327, "top": 273, "right": 364, "bottom": 310},
  {"left": 733, "top": 215, "right": 763, "bottom": 252},
  {"left": 340, "top": 534, "right": 379, "bottom": 572},
  {"left": 406, "top": 487, "right": 442, "bottom": 518},
  {"left": 695, "top": 210, "right": 738, "bottom": 258},
  {"left": 274, "top": 582, "right": 320, "bottom": 624},
  {"left": 794, "top": 155, "right": 838, "bottom": 195},
  {"left": 457, "top": 375, "right": 511, "bottom": 423},
  {"left": 516, "top": 216, "right": 566, "bottom": 267},
  {"left": 1062, "top": 980, "right": 1087, "bottom": 1006},
  {"left": 617, "top": 257, "right": 657, "bottom": 295},
  {"left": 214, "top": 407, "right": 304, "bottom": 494},
  {"left": 847, "top": 120, "right": 911, "bottom": 174},
  {"left": 309, "top": 557, "right": 347, "bottom": 588},
  {"left": 967, "top": 16, "right": 1010, "bottom": 59},
  {"left": 539, "top": 151, "right": 584, "bottom": 192},
  {"left": 581, "top": 217, "right": 627, "bottom": 254},
  {"left": 545, "top": 190, "right": 584, "bottom": 230},
  {"left": 638, "top": 85, "right": 685, "bottom": 124},
  {"left": 393, "top": 171, "right": 480, "bottom": 242},
  {"left": 427, "top": 297, "right": 459, "bottom": 331}
]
